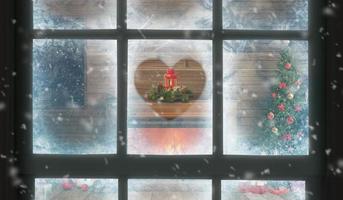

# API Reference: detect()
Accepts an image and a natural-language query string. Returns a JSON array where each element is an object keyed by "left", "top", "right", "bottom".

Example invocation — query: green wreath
[{"left": 146, "top": 84, "right": 193, "bottom": 103}]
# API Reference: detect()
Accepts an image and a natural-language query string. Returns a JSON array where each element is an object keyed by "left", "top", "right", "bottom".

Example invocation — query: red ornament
[
  {"left": 267, "top": 112, "right": 274, "bottom": 120},
  {"left": 164, "top": 67, "right": 177, "bottom": 89},
  {"left": 80, "top": 184, "right": 89, "bottom": 192},
  {"left": 272, "top": 92, "right": 277, "bottom": 98},
  {"left": 239, "top": 185, "right": 268, "bottom": 194},
  {"left": 284, "top": 63, "right": 292, "bottom": 70},
  {"left": 277, "top": 103, "right": 285, "bottom": 111},
  {"left": 62, "top": 181, "right": 73, "bottom": 190},
  {"left": 270, "top": 188, "right": 289, "bottom": 195},
  {"left": 287, "top": 116, "right": 294, "bottom": 125},
  {"left": 282, "top": 133, "right": 292, "bottom": 141},
  {"left": 278, "top": 82, "right": 287, "bottom": 89}
]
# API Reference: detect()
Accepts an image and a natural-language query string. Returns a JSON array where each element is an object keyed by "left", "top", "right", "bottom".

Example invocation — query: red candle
[{"left": 164, "top": 67, "right": 177, "bottom": 89}]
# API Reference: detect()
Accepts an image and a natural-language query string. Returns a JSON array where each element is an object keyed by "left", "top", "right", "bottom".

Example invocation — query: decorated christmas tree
[{"left": 257, "top": 48, "right": 308, "bottom": 155}]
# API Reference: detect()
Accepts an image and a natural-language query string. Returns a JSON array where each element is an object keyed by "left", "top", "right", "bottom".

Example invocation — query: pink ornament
[
  {"left": 284, "top": 63, "right": 292, "bottom": 70},
  {"left": 80, "top": 184, "right": 89, "bottom": 192},
  {"left": 278, "top": 82, "right": 287, "bottom": 89},
  {"left": 277, "top": 103, "right": 285, "bottom": 112},
  {"left": 295, "top": 105, "right": 302, "bottom": 112},
  {"left": 297, "top": 131, "right": 304, "bottom": 138},
  {"left": 62, "top": 181, "right": 73, "bottom": 190},
  {"left": 272, "top": 92, "right": 277, "bottom": 98},
  {"left": 287, "top": 116, "right": 294, "bottom": 125},
  {"left": 282, "top": 133, "right": 292, "bottom": 141},
  {"left": 267, "top": 112, "right": 275, "bottom": 120}
]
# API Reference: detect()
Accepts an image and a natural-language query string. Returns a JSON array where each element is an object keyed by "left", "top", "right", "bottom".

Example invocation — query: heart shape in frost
[{"left": 134, "top": 59, "right": 206, "bottom": 120}]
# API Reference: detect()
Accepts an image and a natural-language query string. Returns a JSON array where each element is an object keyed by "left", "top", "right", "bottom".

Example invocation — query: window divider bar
[
  {"left": 213, "top": 178, "right": 221, "bottom": 200},
  {"left": 119, "top": 178, "right": 128, "bottom": 200},
  {"left": 116, "top": 0, "right": 128, "bottom": 157},
  {"left": 22, "top": 156, "right": 318, "bottom": 179},
  {"left": 31, "top": 29, "right": 308, "bottom": 40},
  {"left": 32, "top": 29, "right": 120, "bottom": 39},
  {"left": 117, "top": 36, "right": 128, "bottom": 156},
  {"left": 117, "top": 0, "right": 127, "bottom": 31},
  {"left": 221, "top": 30, "right": 308, "bottom": 40},
  {"left": 125, "top": 29, "right": 213, "bottom": 39},
  {"left": 213, "top": 0, "right": 224, "bottom": 158}
]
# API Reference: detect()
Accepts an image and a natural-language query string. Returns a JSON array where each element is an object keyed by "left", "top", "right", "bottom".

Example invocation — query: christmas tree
[{"left": 257, "top": 48, "right": 308, "bottom": 155}]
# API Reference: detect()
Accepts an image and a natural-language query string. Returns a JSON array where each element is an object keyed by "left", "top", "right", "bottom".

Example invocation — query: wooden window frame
[{"left": 0, "top": 0, "right": 329, "bottom": 199}]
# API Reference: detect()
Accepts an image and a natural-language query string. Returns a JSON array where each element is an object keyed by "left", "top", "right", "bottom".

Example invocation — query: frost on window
[
  {"left": 127, "top": 0, "right": 212, "bottom": 30},
  {"left": 223, "top": 0, "right": 308, "bottom": 30},
  {"left": 35, "top": 178, "right": 118, "bottom": 200},
  {"left": 222, "top": 180, "right": 305, "bottom": 200},
  {"left": 128, "top": 179, "right": 211, "bottom": 200},
  {"left": 33, "top": 39, "right": 117, "bottom": 154},
  {"left": 33, "top": 0, "right": 117, "bottom": 29},
  {"left": 223, "top": 40, "right": 308, "bottom": 155},
  {"left": 127, "top": 40, "right": 212, "bottom": 155}
]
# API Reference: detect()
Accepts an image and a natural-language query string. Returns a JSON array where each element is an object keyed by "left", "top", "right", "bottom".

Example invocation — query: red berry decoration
[
  {"left": 282, "top": 133, "right": 292, "bottom": 141},
  {"left": 80, "top": 184, "right": 89, "bottom": 192},
  {"left": 287, "top": 116, "right": 294, "bottom": 125},
  {"left": 278, "top": 82, "right": 287, "bottom": 89},
  {"left": 284, "top": 63, "right": 292, "bottom": 70},
  {"left": 271, "top": 92, "right": 277, "bottom": 98},
  {"left": 277, "top": 103, "right": 285, "bottom": 111},
  {"left": 62, "top": 182, "right": 73, "bottom": 190}
]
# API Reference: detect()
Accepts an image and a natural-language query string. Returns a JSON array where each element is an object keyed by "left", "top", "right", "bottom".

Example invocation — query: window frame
[{"left": 6, "top": 0, "right": 327, "bottom": 199}]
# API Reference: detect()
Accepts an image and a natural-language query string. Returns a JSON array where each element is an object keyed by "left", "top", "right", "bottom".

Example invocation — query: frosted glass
[
  {"left": 127, "top": 40, "right": 212, "bottom": 155},
  {"left": 33, "top": 39, "right": 117, "bottom": 154},
  {"left": 223, "top": 40, "right": 308, "bottom": 155},
  {"left": 127, "top": 0, "right": 212, "bottom": 30},
  {"left": 223, "top": 0, "right": 308, "bottom": 30},
  {"left": 35, "top": 179, "right": 118, "bottom": 200},
  {"left": 128, "top": 179, "right": 212, "bottom": 200},
  {"left": 222, "top": 180, "right": 305, "bottom": 200},
  {"left": 34, "top": 0, "right": 117, "bottom": 29}
]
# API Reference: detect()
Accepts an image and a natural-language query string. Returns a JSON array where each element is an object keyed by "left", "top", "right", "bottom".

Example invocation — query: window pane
[
  {"left": 223, "top": 0, "right": 308, "bottom": 30},
  {"left": 33, "top": 39, "right": 117, "bottom": 154},
  {"left": 34, "top": 0, "right": 117, "bottom": 29},
  {"left": 35, "top": 178, "right": 118, "bottom": 200},
  {"left": 222, "top": 180, "right": 305, "bottom": 200},
  {"left": 127, "top": 40, "right": 212, "bottom": 155},
  {"left": 128, "top": 179, "right": 211, "bottom": 200},
  {"left": 223, "top": 40, "right": 308, "bottom": 155},
  {"left": 127, "top": 0, "right": 212, "bottom": 30}
]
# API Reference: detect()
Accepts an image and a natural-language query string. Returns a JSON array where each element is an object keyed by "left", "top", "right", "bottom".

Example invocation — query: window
[{"left": 12, "top": 0, "right": 325, "bottom": 199}]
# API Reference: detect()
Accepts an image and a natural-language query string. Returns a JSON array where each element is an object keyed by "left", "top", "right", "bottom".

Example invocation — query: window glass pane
[
  {"left": 33, "top": 39, "right": 117, "bottom": 154},
  {"left": 223, "top": 0, "right": 308, "bottom": 30},
  {"left": 128, "top": 179, "right": 211, "bottom": 200},
  {"left": 35, "top": 178, "right": 118, "bottom": 200},
  {"left": 222, "top": 180, "right": 305, "bottom": 200},
  {"left": 127, "top": 0, "right": 212, "bottom": 30},
  {"left": 223, "top": 40, "right": 308, "bottom": 155},
  {"left": 34, "top": 0, "right": 117, "bottom": 29},
  {"left": 127, "top": 40, "right": 212, "bottom": 155}
]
